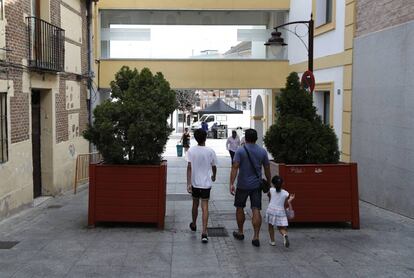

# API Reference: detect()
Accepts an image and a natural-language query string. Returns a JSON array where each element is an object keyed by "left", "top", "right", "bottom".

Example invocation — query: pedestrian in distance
[
  {"left": 226, "top": 130, "right": 240, "bottom": 163},
  {"left": 181, "top": 127, "right": 191, "bottom": 153},
  {"left": 187, "top": 128, "right": 218, "bottom": 243},
  {"left": 211, "top": 122, "right": 219, "bottom": 139},
  {"left": 229, "top": 129, "right": 271, "bottom": 247},
  {"left": 201, "top": 121, "right": 209, "bottom": 133},
  {"left": 265, "top": 175, "right": 295, "bottom": 248}
]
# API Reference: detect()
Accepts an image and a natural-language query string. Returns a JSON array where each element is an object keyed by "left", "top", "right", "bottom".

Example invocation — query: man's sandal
[
  {"left": 232, "top": 231, "right": 245, "bottom": 240},
  {"left": 252, "top": 239, "right": 260, "bottom": 247}
]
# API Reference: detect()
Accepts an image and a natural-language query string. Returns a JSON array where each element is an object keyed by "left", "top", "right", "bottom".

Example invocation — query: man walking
[
  {"left": 226, "top": 130, "right": 240, "bottom": 163},
  {"left": 187, "top": 128, "right": 217, "bottom": 243},
  {"left": 229, "top": 129, "right": 271, "bottom": 247}
]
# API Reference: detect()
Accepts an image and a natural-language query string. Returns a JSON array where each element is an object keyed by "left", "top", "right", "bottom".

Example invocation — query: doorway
[{"left": 32, "top": 90, "right": 41, "bottom": 198}]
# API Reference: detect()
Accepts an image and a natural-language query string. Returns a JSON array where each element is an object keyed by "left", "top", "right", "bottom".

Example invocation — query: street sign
[{"left": 301, "top": 70, "right": 315, "bottom": 93}]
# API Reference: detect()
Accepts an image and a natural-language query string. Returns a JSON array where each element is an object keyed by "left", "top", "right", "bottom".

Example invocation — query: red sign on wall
[{"left": 301, "top": 70, "right": 315, "bottom": 93}]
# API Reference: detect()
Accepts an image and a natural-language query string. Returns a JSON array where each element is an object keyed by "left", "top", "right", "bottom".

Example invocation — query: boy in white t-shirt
[{"left": 187, "top": 128, "right": 217, "bottom": 243}]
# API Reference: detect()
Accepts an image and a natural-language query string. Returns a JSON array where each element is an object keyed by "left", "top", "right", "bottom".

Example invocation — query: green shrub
[
  {"left": 83, "top": 66, "right": 176, "bottom": 165},
  {"left": 264, "top": 72, "right": 340, "bottom": 164}
]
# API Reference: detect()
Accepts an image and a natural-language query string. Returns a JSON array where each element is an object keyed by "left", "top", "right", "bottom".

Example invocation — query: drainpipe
[{"left": 86, "top": 0, "right": 94, "bottom": 152}]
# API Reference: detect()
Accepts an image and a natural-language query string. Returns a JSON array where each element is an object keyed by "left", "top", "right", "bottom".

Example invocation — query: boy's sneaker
[
  {"left": 201, "top": 234, "right": 208, "bottom": 243},
  {"left": 269, "top": 241, "right": 276, "bottom": 246},
  {"left": 189, "top": 222, "right": 197, "bottom": 231},
  {"left": 283, "top": 235, "right": 290, "bottom": 248}
]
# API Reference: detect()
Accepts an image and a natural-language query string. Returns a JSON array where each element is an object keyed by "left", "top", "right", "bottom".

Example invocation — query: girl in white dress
[{"left": 265, "top": 175, "right": 295, "bottom": 247}]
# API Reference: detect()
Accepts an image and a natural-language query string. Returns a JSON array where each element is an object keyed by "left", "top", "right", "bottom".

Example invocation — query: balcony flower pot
[
  {"left": 84, "top": 67, "right": 176, "bottom": 229},
  {"left": 264, "top": 73, "right": 359, "bottom": 229}
]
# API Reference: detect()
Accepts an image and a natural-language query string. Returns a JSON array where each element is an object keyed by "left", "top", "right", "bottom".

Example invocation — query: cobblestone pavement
[{"left": 1, "top": 153, "right": 414, "bottom": 277}]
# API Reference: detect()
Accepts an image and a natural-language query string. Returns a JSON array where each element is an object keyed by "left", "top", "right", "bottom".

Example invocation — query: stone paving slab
[{"left": 1, "top": 156, "right": 414, "bottom": 278}]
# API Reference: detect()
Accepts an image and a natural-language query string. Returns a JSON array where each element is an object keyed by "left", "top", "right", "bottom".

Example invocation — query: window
[
  {"left": 322, "top": 91, "right": 330, "bottom": 125},
  {"left": 315, "top": 90, "right": 331, "bottom": 125},
  {"left": 0, "top": 92, "right": 8, "bottom": 163},
  {"left": 315, "top": 0, "right": 333, "bottom": 27},
  {"left": 178, "top": 113, "right": 185, "bottom": 123},
  {"left": 216, "top": 115, "right": 227, "bottom": 122},
  {"left": 199, "top": 115, "right": 207, "bottom": 122},
  {"left": 206, "top": 116, "right": 215, "bottom": 123}
]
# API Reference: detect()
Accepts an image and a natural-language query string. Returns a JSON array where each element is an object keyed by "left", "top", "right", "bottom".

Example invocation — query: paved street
[{"left": 1, "top": 138, "right": 414, "bottom": 277}]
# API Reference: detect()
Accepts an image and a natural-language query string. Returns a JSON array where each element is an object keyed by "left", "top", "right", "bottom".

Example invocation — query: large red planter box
[
  {"left": 88, "top": 162, "right": 167, "bottom": 229},
  {"left": 272, "top": 162, "right": 359, "bottom": 229}
]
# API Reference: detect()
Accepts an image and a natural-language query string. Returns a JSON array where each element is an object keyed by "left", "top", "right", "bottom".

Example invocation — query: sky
[{"left": 108, "top": 25, "right": 266, "bottom": 59}]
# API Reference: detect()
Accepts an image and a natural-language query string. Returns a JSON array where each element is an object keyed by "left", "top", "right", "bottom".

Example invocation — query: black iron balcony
[{"left": 27, "top": 17, "right": 65, "bottom": 72}]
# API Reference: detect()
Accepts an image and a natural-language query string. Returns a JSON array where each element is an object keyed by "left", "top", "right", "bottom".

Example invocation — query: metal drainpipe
[{"left": 86, "top": 0, "right": 93, "bottom": 152}]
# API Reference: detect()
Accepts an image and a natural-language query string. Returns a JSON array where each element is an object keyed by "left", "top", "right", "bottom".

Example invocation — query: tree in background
[
  {"left": 175, "top": 89, "right": 197, "bottom": 130},
  {"left": 264, "top": 72, "right": 340, "bottom": 164}
]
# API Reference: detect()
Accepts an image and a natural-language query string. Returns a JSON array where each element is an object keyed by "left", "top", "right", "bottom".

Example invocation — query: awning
[{"left": 198, "top": 99, "right": 243, "bottom": 114}]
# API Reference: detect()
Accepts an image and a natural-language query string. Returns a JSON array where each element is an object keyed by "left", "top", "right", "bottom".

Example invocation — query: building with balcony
[{"left": 0, "top": 0, "right": 94, "bottom": 220}]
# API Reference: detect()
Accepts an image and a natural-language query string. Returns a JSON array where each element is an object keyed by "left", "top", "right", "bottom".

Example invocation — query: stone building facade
[
  {"left": 351, "top": 0, "right": 414, "bottom": 218},
  {"left": 0, "top": 0, "right": 92, "bottom": 220}
]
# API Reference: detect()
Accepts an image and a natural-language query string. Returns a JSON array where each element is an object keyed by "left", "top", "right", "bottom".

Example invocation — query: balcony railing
[{"left": 27, "top": 17, "right": 65, "bottom": 72}]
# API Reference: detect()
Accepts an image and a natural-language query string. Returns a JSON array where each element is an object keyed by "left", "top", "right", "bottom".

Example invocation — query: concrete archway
[{"left": 254, "top": 95, "right": 264, "bottom": 146}]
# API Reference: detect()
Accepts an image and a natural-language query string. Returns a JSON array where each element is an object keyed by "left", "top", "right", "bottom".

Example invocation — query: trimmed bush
[
  {"left": 264, "top": 72, "right": 340, "bottom": 164},
  {"left": 84, "top": 66, "right": 176, "bottom": 165}
]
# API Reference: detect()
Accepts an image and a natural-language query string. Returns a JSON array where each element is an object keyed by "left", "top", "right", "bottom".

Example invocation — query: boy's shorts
[{"left": 192, "top": 186, "right": 211, "bottom": 200}]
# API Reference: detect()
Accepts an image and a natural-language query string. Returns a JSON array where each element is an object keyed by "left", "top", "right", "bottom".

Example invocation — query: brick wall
[
  {"left": 56, "top": 77, "right": 68, "bottom": 142},
  {"left": 356, "top": 0, "right": 414, "bottom": 37},
  {"left": 3, "top": 0, "right": 89, "bottom": 144},
  {"left": 4, "top": 0, "right": 30, "bottom": 143},
  {"left": 55, "top": 0, "right": 89, "bottom": 143}
]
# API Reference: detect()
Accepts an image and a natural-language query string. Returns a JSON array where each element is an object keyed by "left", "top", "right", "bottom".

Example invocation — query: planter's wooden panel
[
  {"left": 276, "top": 163, "right": 360, "bottom": 229},
  {"left": 88, "top": 163, "right": 167, "bottom": 229}
]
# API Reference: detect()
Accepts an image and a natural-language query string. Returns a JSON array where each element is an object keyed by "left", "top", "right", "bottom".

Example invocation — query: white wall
[
  {"left": 288, "top": 0, "right": 345, "bottom": 65},
  {"left": 312, "top": 66, "right": 344, "bottom": 149}
]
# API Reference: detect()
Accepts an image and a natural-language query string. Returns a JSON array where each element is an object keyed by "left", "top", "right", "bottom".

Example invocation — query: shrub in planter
[
  {"left": 264, "top": 72, "right": 359, "bottom": 229},
  {"left": 264, "top": 72, "right": 340, "bottom": 164},
  {"left": 84, "top": 66, "right": 176, "bottom": 164},
  {"left": 83, "top": 66, "right": 176, "bottom": 228}
]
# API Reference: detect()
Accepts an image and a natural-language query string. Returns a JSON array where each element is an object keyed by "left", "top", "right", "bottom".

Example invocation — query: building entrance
[{"left": 31, "top": 90, "right": 42, "bottom": 198}]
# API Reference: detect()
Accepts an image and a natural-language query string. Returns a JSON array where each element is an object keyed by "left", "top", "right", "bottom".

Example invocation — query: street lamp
[{"left": 265, "top": 14, "right": 314, "bottom": 72}]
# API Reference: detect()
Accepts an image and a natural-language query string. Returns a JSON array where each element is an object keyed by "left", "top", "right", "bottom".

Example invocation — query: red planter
[
  {"left": 88, "top": 162, "right": 167, "bottom": 229},
  {"left": 271, "top": 162, "right": 359, "bottom": 229}
]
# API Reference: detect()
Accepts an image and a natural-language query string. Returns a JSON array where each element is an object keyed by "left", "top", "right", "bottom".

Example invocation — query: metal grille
[
  {"left": 27, "top": 17, "right": 65, "bottom": 72},
  {"left": 207, "top": 227, "right": 228, "bottom": 237},
  {"left": 0, "top": 92, "right": 7, "bottom": 163},
  {"left": 0, "top": 241, "right": 19, "bottom": 249}
]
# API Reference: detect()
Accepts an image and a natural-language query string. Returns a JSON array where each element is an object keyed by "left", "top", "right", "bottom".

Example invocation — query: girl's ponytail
[{"left": 271, "top": 175, "right": 284, "bottom": 193}]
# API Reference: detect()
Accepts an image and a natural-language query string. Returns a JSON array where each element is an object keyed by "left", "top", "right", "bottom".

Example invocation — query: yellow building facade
[{"left": 0, "top": 0, "right": 91, "bottom": 220}]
